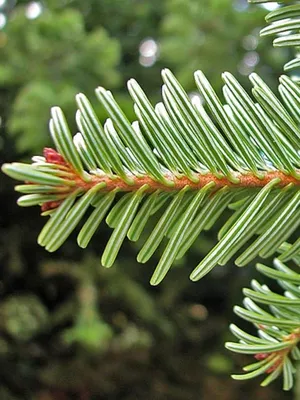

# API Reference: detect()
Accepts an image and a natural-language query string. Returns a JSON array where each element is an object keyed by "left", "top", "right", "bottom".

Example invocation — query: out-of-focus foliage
[
  {"left": 0, "top": 4, "right": 121, "bottom": 152},
  {"left": 160, "top": 0, "right": 288, "bottom": 91},
  {"left": 0, "top": 294, "right": 49, "bottom": 341},
  {"left": 47, "top": 0, "right": 165, "bottom": 84}
]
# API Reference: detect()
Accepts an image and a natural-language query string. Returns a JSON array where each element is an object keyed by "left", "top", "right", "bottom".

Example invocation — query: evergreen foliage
[
  {"left": 1, "top": 0, "right": 299, "bottom": 391},
  {"left": 2, "top": 65, "right": 299, "bottom": 285},
  {"left": 226, "top": 258, "right": 300, "bottom": 391},
  {"left": 0, "top": 3, "right": 121, "bottom": 152}
]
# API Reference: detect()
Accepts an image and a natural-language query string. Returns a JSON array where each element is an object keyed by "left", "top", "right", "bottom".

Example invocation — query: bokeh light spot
[
  {"left": 139, "top": 38, "right": 159, "bottom": 67},
  {"left": 25, "top": 1, "right": 43, "bottom": 20},
  {"left": 0, "top": 13, "right": 6, "bottom": 29}
]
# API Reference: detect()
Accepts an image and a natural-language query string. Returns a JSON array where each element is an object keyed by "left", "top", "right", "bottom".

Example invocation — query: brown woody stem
[
  {"left": 43, "top": 148, "right": 300, "bottom": 194},
  {"left": 77, "top": 170, "right": 300, "bottom": 193}
]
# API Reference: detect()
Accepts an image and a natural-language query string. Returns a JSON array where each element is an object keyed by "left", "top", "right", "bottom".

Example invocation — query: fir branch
[
  {"left": 250, "top": 1, "right": 300, "bottom": 73},
  {"left": 1, "top": 0, "right": 299, "bottom": 393},
  {"left": 2, "top": 68, "right": 300, "bottom": 284},
  {"left": 226, "top": 259, "right": 300, "bottom": 391}
]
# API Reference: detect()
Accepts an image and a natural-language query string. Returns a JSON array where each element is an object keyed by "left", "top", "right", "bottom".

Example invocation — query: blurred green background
[{"left": 0, "top": 0, "right": 295, "bottom": 399}]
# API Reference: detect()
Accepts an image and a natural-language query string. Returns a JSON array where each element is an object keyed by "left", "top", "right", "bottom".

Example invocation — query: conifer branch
[
  {"left": 1, "top": 0, "right": 300, "bottom": 392},
  {"left": 2, "top": 68, "right": 300, "bottom": 285},
  {"left": 250, "top": 0, "right": 300, "bottom": 73},
  {"left": 226, "top": 259, "right": 300, "bottom": 391}
]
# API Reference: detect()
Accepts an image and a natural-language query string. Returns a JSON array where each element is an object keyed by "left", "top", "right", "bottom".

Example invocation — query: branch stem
[{"left": 78, "top": 170, "right": 300, "bottom": 193}]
